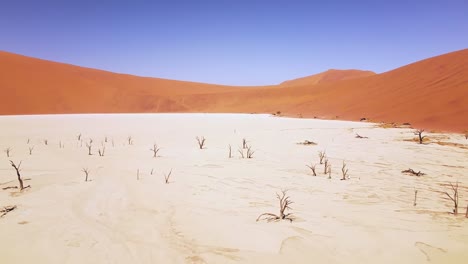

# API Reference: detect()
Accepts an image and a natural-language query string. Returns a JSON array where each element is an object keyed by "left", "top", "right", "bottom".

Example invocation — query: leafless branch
[
  {"left": 164, "top": 169, "right": 172, "bottom": 184},
  {"left": 0, "top": 205, "right": 17, "bottom": 218},
  {"left": 4, "top": 147, "right": 12, "bottom": 157}
]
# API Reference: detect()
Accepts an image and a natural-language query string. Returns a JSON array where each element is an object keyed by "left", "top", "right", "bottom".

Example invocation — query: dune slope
[{"left": 0, "top": 49, "right": 467, "bottom": 131}]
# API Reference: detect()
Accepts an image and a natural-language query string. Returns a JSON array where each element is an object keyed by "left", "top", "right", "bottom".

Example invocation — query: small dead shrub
[
  {"left": 82, "top": 168, "right": 90, "bottom": 182},
  {"left": 196, "top": 136, "right": 206, "bottom": 149},
  {"left": 318, "top": 151, "right": 326, "bottom": 164},
  {"left": 256, "top": 190, "right": 294, "bottom": 222},
  {"left": 150, "top": 143, "right": 161, "bottom": 158},
  {"left": 401, "top": 168, "right": 425, "bottom": 176},
  {"left": 306, "top": 163, "right": 317, "bottom": 176}
]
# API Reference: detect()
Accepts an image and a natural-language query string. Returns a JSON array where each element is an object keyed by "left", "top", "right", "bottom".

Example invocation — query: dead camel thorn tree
[
  {"left": 150, "top": 143, "right": 161, "bottom": 158},
  {"left": 328, "top": 165, "right": 332, "bottom": 179},
  {"left": 323, "top": 158, "right": 329, "bottom": 174},
  {"left": 306, "top": 163, "right": 317, "bottom": 176},
  {"left": 413, "top": 189, "right": 418, "bottom": 206},
  {"left": 444, "top": 181, "right": 459, "bottom": 215},
  {"left": 127, "top": 136, "right": 133, "bottom": 145},
  {"left": 10, "top": 160, "right": 30, "bottom": 191},
  {"left": 242, "top": 138, "right": 248, "bottom": 149},
  {"left": 256, "top": 190, "right": 294, "bottom": 222},
  {"left": 98, "top": 145, "right": 105, "bottom": 157},
  {"left": 228, "top": 144, "right": 232, "bottom": 158},
  {"left": 28, "top": 146, "right": 34, "bottom": 155},
  {"left": 196, "top": 136, "right": 206, "bottom": 149},
  {"left": 82, "top": 168, "right": 90, "bottom": 182},
  {"left": 341, "top": 161, "right": 349, "bottom": 180},
  {"left": 4, "top": 147, "right": 12, "bottom": 157},
  {"left": 355, "top": 133, "right": 368, "bottom": 139},
  {"left": 414, "top": 129, "right": 426, "bottom": 144},
  {"left": 77, "top": 133, "right": 82, "bottom": 141},
  {"left": 44, "top": 139, "right": 48, "bottom": 145},
  {"left": 86, "top": 142, "right": 92, "bottom": 155},
  {"left": 246, "top": 146, "right": 255, "bottom": 159},
  {"left": 164, "top": 169, "right": 172, "bottom": 184},
  {"left": 318, "top": 151, "right": 326, "bottom": 164}
]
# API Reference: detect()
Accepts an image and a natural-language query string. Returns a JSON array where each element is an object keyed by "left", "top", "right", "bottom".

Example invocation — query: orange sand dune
[
  {"left": 280, "top": 69, "right": 376, "bottom": 86},
  {"left": 0, "top": 49, "right": 467, "bottom": 132}
]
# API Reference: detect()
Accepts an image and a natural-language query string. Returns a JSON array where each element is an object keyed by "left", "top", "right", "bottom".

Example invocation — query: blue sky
[{"left": 1, "top": 0, "right": 467, "bottom": 85}]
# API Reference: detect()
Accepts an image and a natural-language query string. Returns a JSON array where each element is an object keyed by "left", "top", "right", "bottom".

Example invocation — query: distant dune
[
  {"left": 280, "top": 69, "right": 376, "bottom": 86},
  {"left": 0, "top": 49, "right": 467, "bottom": 132}
]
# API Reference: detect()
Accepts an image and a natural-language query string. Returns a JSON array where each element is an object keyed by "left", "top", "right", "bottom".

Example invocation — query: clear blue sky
[{"left": 1, "top": 0, "right": 467, "bottom": 85}]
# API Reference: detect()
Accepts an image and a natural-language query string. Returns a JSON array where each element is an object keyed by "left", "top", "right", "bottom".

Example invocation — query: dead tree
[
  {"left": 82, "top": 168, "right": 90, "bottom": 182},
  {"left": 414, "top": 189, "right": 418, "bottom": 206},
  {"left": 246, "top": 146, "right": 255, "bottom": 159},
  {"left": 1, "top": 205, "right": 17, "bottom": 218},
  {"left": 27, "top": 138, "right": 30, "bottom": 144},
  {"left": 256, "top": 190, "right": 294, "bottom": 222},
  {"left": 228, "top": 145, "right": 232, "bottom": 158},
  {"left": 77, "top": 133, "right": 82, "bottom": 141},
  {"left": 10, "top": 160, "right": 29, "bottom": 190},
  {"left": 318, "top": 151, "right": 326, "bottom": 164},
  {"left": 28, "top": 146, "right": 34, "bottom": 155},
  {"left": 137, "top": 169, "right": 140, "bottom": 180},
  {"left": 150, "top": 143, "right": 161, "bottom": 158},
  {"left": 127, "top": 136, "right": 133, "bottom": 145},
  {"left": 323, "top": 158, "right": 329, "bottom": 174},
  {"left": 444, "top": 182, "right": 459, "bottom": 215},
  {"left": 86, "top": 143, "right": 92, "bottom": 155},
  {"left": 4, "top": 147, "right": 12, "bottom": 157},
  {"left": 98, "top": 146, "right": 105, "bottom": 157},
  {"left": 150, "top": 168, "right": 154, "bottom": 175},
  {"left": 306, "top": 163, "right": 317, "bottom": 176},
  {"left": 414, "top": 129, "right": 426, "bottom": 144},
  {"left": 355, "top": 133, "right": 368, "bottom": 139},
  {"left": 196, "top": 136, "right": 206, "bottom": 149},
  {"left": 341, "top": 161, "right": 349, "bottom": 180},
  {"left": 242, "top": 138, "right": 248, "bottom": 149},
  {"left": 44, "top": 139, "right": 48, "bottom": 145},
  {"left": 164, "top": 169, "right": 172, "bottom": 184},
  {"left": 328, "top": 165, "right": 332, "bottom": 179}
]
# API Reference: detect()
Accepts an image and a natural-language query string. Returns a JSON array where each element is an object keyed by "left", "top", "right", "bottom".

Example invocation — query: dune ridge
[{"left": 0, "top": 49, "right": 467, "bottom": 132}]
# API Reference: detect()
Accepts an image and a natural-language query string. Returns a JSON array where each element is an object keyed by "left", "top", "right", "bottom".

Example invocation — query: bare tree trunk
[{"left": 10, "top": 161, "right": 24, "bottom": 190}]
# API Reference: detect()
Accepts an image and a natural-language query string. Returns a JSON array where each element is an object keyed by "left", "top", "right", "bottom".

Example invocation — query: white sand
[{"left": 0, "top": 114, "right": 467, "bottom": 264}]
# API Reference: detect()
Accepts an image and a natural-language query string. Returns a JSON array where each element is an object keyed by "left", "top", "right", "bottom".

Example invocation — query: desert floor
[{"left": 0, "top": 114, "right": 467, "bottom": 264}]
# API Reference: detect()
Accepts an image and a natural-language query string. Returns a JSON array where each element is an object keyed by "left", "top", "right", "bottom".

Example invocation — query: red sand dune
[
  {"left": 280, "top": 69, "right": 376, "bottom": 86},
  {"left": 0, "top": 49, "right": 467, "bottom": 132}
]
